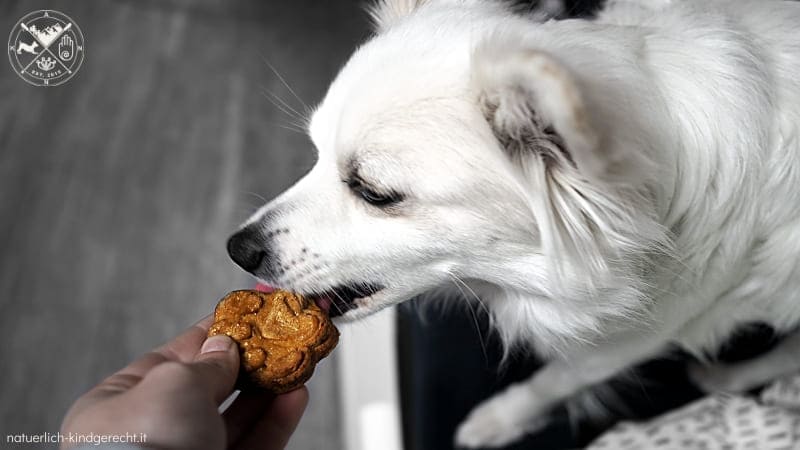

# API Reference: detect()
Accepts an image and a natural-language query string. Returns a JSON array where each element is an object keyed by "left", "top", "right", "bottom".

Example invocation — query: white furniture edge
[{"left": 337, "top": 307, "right": 403, "bottom": 450}]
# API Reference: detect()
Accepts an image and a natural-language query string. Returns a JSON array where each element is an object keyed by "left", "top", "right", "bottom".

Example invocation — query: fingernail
[{"left": 201, "top": 335, "right": 234, "bottom": 354}]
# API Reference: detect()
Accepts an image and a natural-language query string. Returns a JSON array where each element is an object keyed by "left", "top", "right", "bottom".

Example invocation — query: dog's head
[{"left": 228, "top": 0, "right": 670, "bottom": 346}]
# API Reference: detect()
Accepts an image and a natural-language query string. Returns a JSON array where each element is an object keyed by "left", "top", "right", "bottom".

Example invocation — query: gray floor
[{"left": 0, "top": 1, "right": 369, "bottom": 448}]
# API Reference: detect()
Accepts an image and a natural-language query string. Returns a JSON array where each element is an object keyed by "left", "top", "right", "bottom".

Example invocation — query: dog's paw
[
  {"left": 454, "top": 398, "right": 523, "bottom": 448},
  {"left": 688, "top": 362, "right": 749, "bottom": 393},
  {"left": 454, "top": 388, "right": 549, "bottom": 448}
]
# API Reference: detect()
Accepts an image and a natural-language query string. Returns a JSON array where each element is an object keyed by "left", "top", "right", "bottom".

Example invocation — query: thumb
[{"left": 190, "top": 335, "right": 240, "bottom": 404}]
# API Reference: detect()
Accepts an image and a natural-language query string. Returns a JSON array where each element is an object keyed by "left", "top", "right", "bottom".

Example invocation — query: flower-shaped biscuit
[{"left": 208, "top": 290, "right": 339, "bottom": 394}]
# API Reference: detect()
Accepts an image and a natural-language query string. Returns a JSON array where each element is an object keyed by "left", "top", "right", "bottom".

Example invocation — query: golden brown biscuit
[{"left": 208, "top": 289, "right": 339, "bottom": 394}]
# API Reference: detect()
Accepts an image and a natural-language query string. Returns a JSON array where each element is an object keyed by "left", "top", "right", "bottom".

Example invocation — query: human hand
[
  {"left": 60, "top": 315, "right": 308, "bottom": 450},
  {"left": 58, "top": 34, "right": 74, "bottom": 61}
]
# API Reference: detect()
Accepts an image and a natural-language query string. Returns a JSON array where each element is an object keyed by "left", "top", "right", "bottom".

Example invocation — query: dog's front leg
[
  {"left": 690, "top": 330, "right": 800, "bottom": 393},
  {"left": 454, "top": 332, "right": 668, "bottom": 448}
]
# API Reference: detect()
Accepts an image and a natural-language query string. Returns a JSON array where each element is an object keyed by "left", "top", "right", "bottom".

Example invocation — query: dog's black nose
[{"left": 227, "top": 225, "right": 269, "bottom": 273}]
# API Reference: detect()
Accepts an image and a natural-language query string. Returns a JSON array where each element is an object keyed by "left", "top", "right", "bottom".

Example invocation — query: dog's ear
[
  {"left": 367, "top": 0, "right": 430, "bottom": 32},
  {"left": 473, "top": 40, "right": 607, "bottom": 181}
]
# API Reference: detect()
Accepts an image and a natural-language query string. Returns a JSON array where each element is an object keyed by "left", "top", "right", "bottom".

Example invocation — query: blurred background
[{"left": 0, "top": 0, "right": 368, "bottom": 448}]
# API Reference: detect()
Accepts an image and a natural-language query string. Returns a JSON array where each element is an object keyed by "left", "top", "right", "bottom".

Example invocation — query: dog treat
[{"left": 208, "top": 289, "right": 339, "bottom": 394}]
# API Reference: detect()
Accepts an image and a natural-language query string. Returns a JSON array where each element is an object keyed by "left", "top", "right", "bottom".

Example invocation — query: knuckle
[{"left": 153, "top": 361, "right": 197, "bottom": 383}]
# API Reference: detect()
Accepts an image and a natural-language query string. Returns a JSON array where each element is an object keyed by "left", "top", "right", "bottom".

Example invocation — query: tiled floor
[{"left": 0, "top": 1, "right": 369, "bottom": 448}]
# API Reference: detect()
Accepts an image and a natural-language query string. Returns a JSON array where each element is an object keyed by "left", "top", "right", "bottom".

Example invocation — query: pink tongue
[
  {"left": 255, "top": 283, "right": 274, "bottom": 293},
  {"left": 314, "top": 296, "right": 332, "bottom": 313}
]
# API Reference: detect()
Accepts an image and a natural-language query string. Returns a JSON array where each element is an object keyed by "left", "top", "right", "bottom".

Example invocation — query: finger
[
  {"left": 60, "top": 351, "right": 170, "bottom": 420},
  {"left": 86, "top": 314, "right": 216, "bottom": 396},
  {"left": 88, "top": 351, "right": 169, "bottom": 398},
  {"left": 232, "top": 387, "right": 309, "bottom": 450},
  {"left": 189, "top": 334, "right": 240, "bottom": 403},
  {"left": 223, "top": 390, "right": 276, "bottom": 447},
  {"left": 155, "top": 314, "right": 215, "bottom": 362},
  {"left": 63, "top": 315, "right": 220, "bottom": 418}
]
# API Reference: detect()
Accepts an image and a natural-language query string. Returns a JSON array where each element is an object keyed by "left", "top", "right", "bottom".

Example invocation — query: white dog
[
  {"left": 227, "top": 0, "right": 800, "bottom": 447},
  {"left": 16, "top": 40, "right": 39, "bottom": 55}
]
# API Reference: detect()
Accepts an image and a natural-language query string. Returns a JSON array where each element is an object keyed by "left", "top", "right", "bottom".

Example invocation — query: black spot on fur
[{"left": 482, "top": 96, "right": 575, "bottom": 169}]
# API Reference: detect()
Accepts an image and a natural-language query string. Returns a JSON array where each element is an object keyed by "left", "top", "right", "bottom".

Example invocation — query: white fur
[{"left": 239, "top": 0, "right": 800, "bottom": 446}]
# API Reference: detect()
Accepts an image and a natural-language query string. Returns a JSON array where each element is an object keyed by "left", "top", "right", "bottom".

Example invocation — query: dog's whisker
[
  {"left": 447, "top": 273, "right": 490, "bottom": 366},
  {"left": 264, "top": 119, "right": 306, "bottom": 133},
  {"left": 241, "top": 191, "right": 268, "bottom": 204},
  {"left": 328, "top": 286, "right": 348, "bottom": 317},
  {"left": 454, "top": 274, "right": 492, "bottom": 317},
  {"left": 268, "top": 92, "right": 307, "bottom": 124},
  {"left": 260, "top": 86, "right": 307, "bottom": 124},
  {"left": 260, "top": 54, "right": 310, "bottom": 113},
  {"left": 259, "top": 87, "right": 306, "bottom": 123},
  {"left": 269, "top": 122, "right": 306, "bottom": 135}
]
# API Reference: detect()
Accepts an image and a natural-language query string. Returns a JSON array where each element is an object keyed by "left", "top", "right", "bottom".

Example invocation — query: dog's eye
[
  {"left": 346, "top": 179, "right": 403, "bottom": 207},
  {"left": 359, "top": 188, "right": 396, "bottom": 206}
]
